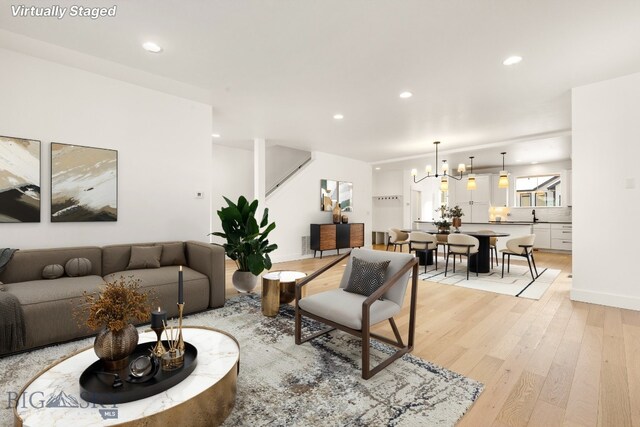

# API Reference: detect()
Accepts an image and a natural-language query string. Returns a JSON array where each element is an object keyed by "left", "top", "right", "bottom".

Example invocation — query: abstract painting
[
  {"left": 51, "top": 143, "right": 117, "bottom": 222},
  {"left": 0, "top": 136, "right": 41, "bottom": 223}
]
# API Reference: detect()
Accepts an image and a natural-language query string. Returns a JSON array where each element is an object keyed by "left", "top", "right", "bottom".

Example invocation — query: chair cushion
[
  {"left": 126, "top": 246, "right": 162, "bottom": 270},
  {"left": 298, "top": 289, "right": 401, "bottom": 330},
  {"left": 344, "top": 257, "right": 390, "bottom": 297},
  {"left": 339, "top": 248, "right": 414, "bottom": 307}
]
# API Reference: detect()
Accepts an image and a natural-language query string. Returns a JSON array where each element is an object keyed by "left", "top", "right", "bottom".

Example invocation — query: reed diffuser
[{"left": 160, "top": 319, "right": 184, "bottom": 371}]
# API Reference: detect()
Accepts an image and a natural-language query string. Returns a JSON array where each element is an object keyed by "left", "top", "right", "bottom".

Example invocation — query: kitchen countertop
[{"left": 413, "top": 221, "right": 572, "bottom": 225}]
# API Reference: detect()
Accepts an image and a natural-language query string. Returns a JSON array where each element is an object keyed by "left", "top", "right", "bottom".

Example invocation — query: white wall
[
  {"left": 572, "top": 71, "right": 640, "bottom": 310},
  {"left": 265, "top": 145, "right": 311, "bottom": 192},
  {"left": 372, "top": 170, "right": 404, "bottom": 232},
  {"left": 265, "top": 151, "right": 372, "bottom": 262},
  {"left": 210, "top": 144, "right": 254, "bottom": 244},
  {"left": 0, "top": 48, "right": 213, "bottom": 248}
]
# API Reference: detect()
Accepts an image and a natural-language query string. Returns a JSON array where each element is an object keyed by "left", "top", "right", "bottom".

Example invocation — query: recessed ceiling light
[
  {"left": 516, "top": 159, "right": 522, "bottom": 162},
  {"left": 211, "top": 133, "right": 221, "bottom": 138},
  {"left": 503, "top": 55, "right": 522, "bottom": 66},
  {"left": 375, "top": 167, "right": 381, "bottom": 170},
  {"left": 399, "top": 91, "right": 413, "bottom": 99},
  {"left": 142, "top": 42, "right": 163, "bottom": 53},
  {"left": 333, "top": 114, "right": 344, "bottom": 120},
  {"left": 531, "top": 161, "right": 539, "bottom": 165}
]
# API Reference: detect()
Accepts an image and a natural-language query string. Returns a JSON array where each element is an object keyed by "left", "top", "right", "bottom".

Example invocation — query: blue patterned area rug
[{"left": 0, "top": 294, "right": 483, "bottom": 426}]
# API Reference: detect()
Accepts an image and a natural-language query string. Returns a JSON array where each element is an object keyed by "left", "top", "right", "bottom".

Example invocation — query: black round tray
[{"left": 79, "top": 341, "right": 197, "bottom": 404}]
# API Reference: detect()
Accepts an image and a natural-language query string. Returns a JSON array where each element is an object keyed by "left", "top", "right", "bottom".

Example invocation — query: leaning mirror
[
  {"left": 320, "top": 179, "right": 337, "bottom": 211},
  {"left": 338, "top": 181, "right": 353, "bottom": 212}
]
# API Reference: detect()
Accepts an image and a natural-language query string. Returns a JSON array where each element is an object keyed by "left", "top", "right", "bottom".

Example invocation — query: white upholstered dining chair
[
  {"left": 387, "top": 228, "right": 409, "bottom": 252},
  {"left": 500, "top": 234, "right": 538, "bottom": 280},
  {"left": 409, "top": 231, "right": 438, "bottom": 273},
  {"left": 445, "top": 233, "right": 479, "bottom": 280}
]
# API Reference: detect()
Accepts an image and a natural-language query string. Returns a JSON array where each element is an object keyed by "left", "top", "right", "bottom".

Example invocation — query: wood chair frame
[
  {"left": 444, "top": 243, "right": 479, "bottom": 280},
  {"left": 501, "top": 244, "right": 538, "bottom": 280},
  {"left": 294, "top": 252, "right": 419, "bottom": 380}
]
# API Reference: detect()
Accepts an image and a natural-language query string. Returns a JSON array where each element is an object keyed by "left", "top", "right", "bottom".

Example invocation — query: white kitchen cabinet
[
  {"left": 551, "top": 223, "right": 572, "bottom": 250},
  {"left": 491, "top": 174, "right": 508, "bottom": 207},
  {"left": 451, "top": 175, "right": 491, "bottom": 222},
  {"left": 533, "top": 223, "right": 551, "bottom": 249}
]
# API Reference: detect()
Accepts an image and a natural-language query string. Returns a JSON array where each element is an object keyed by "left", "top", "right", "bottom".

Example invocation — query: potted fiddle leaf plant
[{"left": 210, "top": 196, "right": 278, "bottom": 293}]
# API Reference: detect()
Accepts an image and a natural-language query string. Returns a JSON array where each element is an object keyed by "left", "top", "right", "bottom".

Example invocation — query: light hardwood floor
[{"left": 223, "top": 246, "right": 639, "bottom": 426}]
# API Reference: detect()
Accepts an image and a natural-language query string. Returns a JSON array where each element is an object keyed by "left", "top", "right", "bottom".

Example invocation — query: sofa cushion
[
  {"left": 0, "top": 247, "right": 102, "bottom": 284},
  {"left": 42, "top": 264, "right": 64, "bottom": 279},
  {"left": 102, "top": 242, "right": 183, "bottom": 276},
  {"left": 3, "top": 276, "right": 107, "bottom": 349},
  {"left": 127, "top": 246, "right": 162, "bottom": 270},
  {"left": 65, "top": 258, "right": 92, "bottom": 277},
  {"left": 298, "top": 289, "right": 401, "bottom": 330},
  {"left": 159, "top": 243, "right": 187, "bottom": 266},
  {"left": 104, "top": 266, "right": 209, "bottom": 317}
]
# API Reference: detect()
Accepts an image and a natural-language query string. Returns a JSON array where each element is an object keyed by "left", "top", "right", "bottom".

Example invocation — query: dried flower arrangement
[{"left": 75, "top": 276, "right": 152, "bottom": 332}]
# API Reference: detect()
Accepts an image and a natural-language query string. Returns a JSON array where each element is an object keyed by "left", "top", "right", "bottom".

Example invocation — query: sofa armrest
[{"left": 186, "top": 241, "right": 225, "bottom": 308}]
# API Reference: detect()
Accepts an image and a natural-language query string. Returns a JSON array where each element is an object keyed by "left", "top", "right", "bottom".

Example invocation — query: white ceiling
[{"left": 1, "top": 0, "right": 639, "bottom": 166}]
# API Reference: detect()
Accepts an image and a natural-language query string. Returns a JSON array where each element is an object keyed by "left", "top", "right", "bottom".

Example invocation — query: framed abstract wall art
[
  {"left": 51, "top": 143, "right": 118, "bottom": 222},
  {"left": 0, "top": 135, "right": 41, "bottom": 223}
]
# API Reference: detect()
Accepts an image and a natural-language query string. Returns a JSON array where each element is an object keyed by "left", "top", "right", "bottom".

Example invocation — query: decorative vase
[
  {"left": 341, "top": 215, "right": 348, "bottom": 224},
  {"left": 232, "top": 270, "right": 259, "bottom": 293},
  {"left": 452, "top": 217, "right": 462, "bottom": 232},
  {"left": 332, "top": 204, "right": 341, "bottom": 224},
  {"left": 94, "top": 324, "right": 139, "bottom": 371}
]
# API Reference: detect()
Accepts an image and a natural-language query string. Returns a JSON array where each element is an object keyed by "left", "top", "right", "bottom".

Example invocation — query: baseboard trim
[{"left": 571, "top": 288, "right": 640, "bottom": 311}]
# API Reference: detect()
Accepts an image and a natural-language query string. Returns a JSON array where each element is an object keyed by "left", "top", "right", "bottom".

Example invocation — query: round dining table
[{"left": 426, "top": 230, "right": 510, "bottom": 273}]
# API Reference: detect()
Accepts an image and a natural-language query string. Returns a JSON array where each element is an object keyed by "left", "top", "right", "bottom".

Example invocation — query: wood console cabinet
[{"left": 310, "top": 223, "right": 365, "bottom": 258}]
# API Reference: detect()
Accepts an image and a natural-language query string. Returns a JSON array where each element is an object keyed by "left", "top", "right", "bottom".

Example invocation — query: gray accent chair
[
  {"left": 501, "top": 234, "right": 538, "bottom": 280},
  {"left": 295, "top": 248, "right": 418, "bottom": 379}
]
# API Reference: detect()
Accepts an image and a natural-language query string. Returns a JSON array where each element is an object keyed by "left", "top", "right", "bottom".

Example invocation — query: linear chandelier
[{"left": 410, "top": 141, "right": 477, "bottom": 191}]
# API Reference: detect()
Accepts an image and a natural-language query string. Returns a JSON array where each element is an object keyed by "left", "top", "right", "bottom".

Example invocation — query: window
[{"left": 515, "top": 174, "right": 561, "bottom": 207}]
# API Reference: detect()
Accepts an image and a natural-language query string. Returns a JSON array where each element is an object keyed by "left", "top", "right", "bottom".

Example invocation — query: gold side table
[{"left": 261, "top": 271, "right": 307, "bottom": 317}]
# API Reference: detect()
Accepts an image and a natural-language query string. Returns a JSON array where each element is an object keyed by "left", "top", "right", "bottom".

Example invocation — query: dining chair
[
  {"left": 295, "top": 248, "right": 418, "bottom": 379},
  {"left": 387, "top": 228, "right": 409, "bottom": 252},
  {"left": 500, "top": 235, "right": 538, "bottom": 280},
  {"left": 445, "top": 234, "right": 479, "bottom": 280},
  {"left": 409, "top": 231, "right": 437, "bottom": 273},
  {"left": 477, "top": 229, "right": 499, "bottom": 268}
]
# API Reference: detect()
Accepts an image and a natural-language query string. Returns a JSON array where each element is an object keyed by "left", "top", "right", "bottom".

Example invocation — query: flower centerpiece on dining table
[{"left": 75, "top": 276, "right": 153, "bottom": 370}]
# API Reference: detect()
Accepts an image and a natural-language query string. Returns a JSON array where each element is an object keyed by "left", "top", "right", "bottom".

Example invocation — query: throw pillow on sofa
[
  {"left": 127, "top": 246, "right": 162, "bottom": 269},
  {"left": 65, "top": 258, "right": 92, "bottom": 277},
  {"left": 159, "top": 243, "right": 187, "bottom": 266},
  {"left": 42, "top": 264, "right": 64, "bottom": 279}
]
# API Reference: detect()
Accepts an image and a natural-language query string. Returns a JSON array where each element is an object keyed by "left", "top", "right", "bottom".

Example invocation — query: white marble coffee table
[{"left": 14, "top": 327, "right": 240, "bottom": 426}]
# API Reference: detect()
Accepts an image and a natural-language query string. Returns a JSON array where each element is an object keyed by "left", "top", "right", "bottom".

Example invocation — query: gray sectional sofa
[{"left": 0, "top": 241, "right": 225, "bottom": 356}]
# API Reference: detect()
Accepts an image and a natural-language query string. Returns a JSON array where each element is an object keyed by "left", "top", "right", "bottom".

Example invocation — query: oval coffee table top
[{"left": 15, "top": 327, "right": 239, "bottom": 426}]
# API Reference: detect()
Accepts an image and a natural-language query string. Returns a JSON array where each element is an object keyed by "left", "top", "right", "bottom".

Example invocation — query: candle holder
[
  {"left": 177, "top": 302, "right": 185, "bottom": 352},
  {"left": 160, "top": 348, "right": 184, "bottom": 371},
  {"left": 150, "top": 325, "right": 166, "bottom": 357}
]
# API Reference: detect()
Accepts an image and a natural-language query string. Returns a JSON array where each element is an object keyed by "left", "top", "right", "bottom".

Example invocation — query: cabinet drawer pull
[
  {"left": 563, "top": 231, "right": 571, "bottom": 233},
  {"left": 562, "top": 241, "right": 572, "bottom": 243}
]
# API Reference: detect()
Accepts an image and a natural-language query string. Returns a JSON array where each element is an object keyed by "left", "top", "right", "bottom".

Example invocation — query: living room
[{"left": 1, "top": 1, "right": 639, "bottom": 426}]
